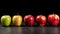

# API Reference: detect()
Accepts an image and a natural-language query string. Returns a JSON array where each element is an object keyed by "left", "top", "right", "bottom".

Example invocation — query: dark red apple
[
  {"left": 48, "top": 14, "right": 59, "bottom": 26},
  {"left": 24, "top": 15, "right": 34, "bottom": 26},
  {"left": 36, "top": 15, "right": 46, "bottom": 26}
]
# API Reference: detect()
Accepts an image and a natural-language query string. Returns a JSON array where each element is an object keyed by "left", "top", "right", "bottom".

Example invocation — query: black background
[
  {"left": 0, "top": 0, "right": 60, "bottom": 26},
  {"left": 0, "top": 1, "right": 60, "bottom": 17}
]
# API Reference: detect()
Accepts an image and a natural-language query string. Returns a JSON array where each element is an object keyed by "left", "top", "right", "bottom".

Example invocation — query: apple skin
[
  {"left": 1, "top": 15, "right": 11, "bottom": 26},
  {"left": 36, "top": 15, "right": 46, "bottom": 26},
  {"left": 24, "top": 15, "right": 34, "bottom": 26},
  {"left": 48, "top": 14, "right": 59, "bottom": 26},
  {"left": 12, "top": 15, "right": 22, "bottom": 26}
]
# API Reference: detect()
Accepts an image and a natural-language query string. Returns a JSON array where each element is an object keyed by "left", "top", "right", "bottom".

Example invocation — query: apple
[
  {"left": 48, "top": 14, "right": 59, "bottom": 26},
  {"left": 24, "top": 15, "right": 34, "bottom": 26},
  {"left": 1, "top": 15, "right": 11, "bottom": 26},
  {"left": 12, "top": 15, "right": 22, "bottom": 26},
  {"left": 36, "top": 15, "right": 46, "bottom": 26}
]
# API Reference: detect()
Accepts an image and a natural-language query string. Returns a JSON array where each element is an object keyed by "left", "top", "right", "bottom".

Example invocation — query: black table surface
[{"left": 0, "top": 26, "right": 60, "bottom": 34}]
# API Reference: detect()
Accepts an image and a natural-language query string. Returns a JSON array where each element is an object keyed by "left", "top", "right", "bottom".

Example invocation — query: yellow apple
[{"left": 12, "top": 15, "right": 22, "bottom": 26}]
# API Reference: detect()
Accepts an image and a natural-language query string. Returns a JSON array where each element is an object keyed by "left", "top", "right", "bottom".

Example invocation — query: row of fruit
[{"left": 0, "top": 14, "right": 60, "bottom": 27}]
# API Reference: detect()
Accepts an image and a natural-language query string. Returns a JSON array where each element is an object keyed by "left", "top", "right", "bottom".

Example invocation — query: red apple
[
  {"left": 24, "top": 15, "right": 34, "bottom": 26},
  {"left": 36, "top": 15, "right": 46, "bottom": 26},
  {"left": 48, "top": 14, "right": 59, "bottom": 26}
]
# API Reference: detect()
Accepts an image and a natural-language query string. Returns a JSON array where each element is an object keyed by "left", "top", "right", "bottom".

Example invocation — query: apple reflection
[
  {"left": 0, "top": 27, "right": 11, "bottom": 34},
  {"left": 28, "top": 27, "right": 34, "bottom": 34},
  {"left": 22, "top": 27, "right": 34, "bottom": 34},
  {"left": 35, "top": 27, "right": 46, "bottom": 34},
  {"left": 40, "top": 27, "right": 46, "bottom": 34},
  {"left": 28, "top": 27, "right": 46, "bottom": 34},
  {"left": 50, "top": 27, "right": 59, "bottom": 34},
  {"left": 11, "top": 27, "right": 22, "bottom": 34},
  {"left": 45, "top": 27, "right": 59, "bottom": 34}
]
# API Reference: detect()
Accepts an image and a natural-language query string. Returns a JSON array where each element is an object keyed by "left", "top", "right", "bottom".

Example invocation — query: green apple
[{"left": 1, "top": 15, "right": 11, "bottom": 26}]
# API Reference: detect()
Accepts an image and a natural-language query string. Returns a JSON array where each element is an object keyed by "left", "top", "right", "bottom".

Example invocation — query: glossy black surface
[{"left": 0, "top": 26, "right": 60, "bottom": 34}]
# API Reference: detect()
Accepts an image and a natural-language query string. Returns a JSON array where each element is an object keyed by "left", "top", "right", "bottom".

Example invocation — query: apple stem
[
  {"left": 41, "top": 12, "right": 42, "bottom": 15},
  {"left": 53, "top": 12, "right": 54, "bottom": 14},
  {"left": 17, "top": 13, "right": 19, "bottom": 15}
]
